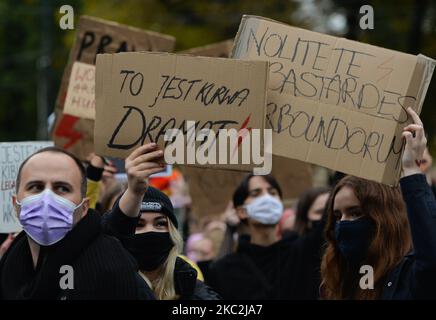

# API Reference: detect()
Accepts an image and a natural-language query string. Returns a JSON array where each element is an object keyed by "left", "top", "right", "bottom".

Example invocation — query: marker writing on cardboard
[
  {"left": 268, "top": 62, "right": 415, "bottom": 124},
  {"left": 246, "top": 28, "right": 373, "bottom": 75},
  {"left": 77, "top": 32, "right": 134, "bottom": 63},
  {"left": 246, "top": 28, "right": 417, "bottom": 124},
  {"left": 119, "top": 71, "right": 251, "bottom": 108},
  {"left": 107, "top": 106, "right": 238, "bottom": 150},
  {"left": 267, "top": 102, "right": 405, "bottom": 168}
]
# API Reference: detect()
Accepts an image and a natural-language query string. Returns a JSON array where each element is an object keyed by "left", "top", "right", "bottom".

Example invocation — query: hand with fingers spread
[
  {"left": 119, "top": 143, "right": 166, "bottom": 217},
  {"left": 402, "top": 107, "right": 428, "bottom": 177}
]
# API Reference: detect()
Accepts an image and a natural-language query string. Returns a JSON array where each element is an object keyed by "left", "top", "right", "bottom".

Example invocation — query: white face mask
[{"left": 244, "top": 193, "right": 284, "bottom": 225}]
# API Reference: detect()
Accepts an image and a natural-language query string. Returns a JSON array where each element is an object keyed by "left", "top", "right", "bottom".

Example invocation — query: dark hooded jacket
[{"left": 102, "top": 202, "right": 220, "bottom": 300}]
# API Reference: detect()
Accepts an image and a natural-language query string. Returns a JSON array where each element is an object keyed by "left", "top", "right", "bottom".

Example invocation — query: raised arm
[
  {"left": 400, "top": 107, "right": 436, "bottom": 299},
  {"left": 102, "top": 143, "right": 165, "bottom": 238},
  {"left": 119, "top": 143, "right": 165, "bottom": 217}
]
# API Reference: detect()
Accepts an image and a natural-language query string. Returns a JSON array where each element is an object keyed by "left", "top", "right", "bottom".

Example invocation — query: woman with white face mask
[{"left": 206, "top": 174, "right": 326, "bottom": 300}]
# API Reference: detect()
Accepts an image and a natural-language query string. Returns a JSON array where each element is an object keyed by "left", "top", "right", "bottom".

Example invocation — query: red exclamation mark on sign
[{"left": 232, "top": 114, "right": 252, "bottom": 158}]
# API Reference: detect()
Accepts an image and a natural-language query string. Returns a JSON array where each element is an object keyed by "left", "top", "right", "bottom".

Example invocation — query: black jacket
[
  {"left": 0, "top": 211, "right": 154, "bottom": 300},
  {"left": 206, "top": 220, "right": 324, "bottom": 300},
  {"left": 174, "top": 257, "right": 220, "bottom": 300},
  {"left": 381, "top": 174, "right": 436, "bottom": 299},
  {"left": 102, "top": 202, "right": 220, "bottom": 300}
]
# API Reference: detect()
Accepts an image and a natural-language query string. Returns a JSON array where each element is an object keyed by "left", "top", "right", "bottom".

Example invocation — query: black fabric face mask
[
  {"left": 122, "top": 232, "right": 174, "bottom": 271},
  {"left": 334, "top": 216, "right": 375, "bottom": 265}
]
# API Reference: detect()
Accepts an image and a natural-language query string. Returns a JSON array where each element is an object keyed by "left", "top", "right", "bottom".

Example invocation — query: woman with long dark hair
[{"left": 321, "top": 108, "right": 436, "bottom": 299}]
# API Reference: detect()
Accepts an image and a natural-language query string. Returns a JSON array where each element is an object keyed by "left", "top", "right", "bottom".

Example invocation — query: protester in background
[
  {"left": 215, "top": 200, "right": 250, "bottom": 260},
  {"left": 321, "top": 108, "right": 436, "bottom": 299},
  {"left": 329, "top": 171, "right": 346, "bottom": 188},
  {"left": 85, "top": 154, "right": 117, "bottom": 214},
  {"left": 276, "top": 208, "right": 298, "bottom": 240},
  {"left": 102, "top": 144, "right": 220, "bottom": 300},
  {"left": 430, "top": 166, "right": 436, "bottom": 198},
  {"left": 203, "top": 220, "right": 226, "bottom": 256},
  {"left": 186, "top": 233, "right": 215, "bottom": 263},
  {"left": 0, "top": 234, "right": 15, "bottom": 260},
  {"left": 417, "top": 147, "right": 436, "bottom": 198},
  {"left": 294, "top": 187, "right": 330, "bottom": 237},
  {"left": 0, "top": 147, "right": 153, "bottom": 299},
  {"left": 167, "top": 168, "right": 192, "bottom": 239},
  {"left": 186, "top": 219, "right": 225, "bottom": 263},
  {"left": 207, "top": 174, "right": 325, "bottom": 299},
  {"left": 418, "top": 147, "right": 433, "bottom": 183},
  {"left": 99, "top": 182, "right": 127, "bottom": 214}
]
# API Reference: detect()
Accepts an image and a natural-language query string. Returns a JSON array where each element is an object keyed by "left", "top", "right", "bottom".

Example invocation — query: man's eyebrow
[
  {"left": 24, "top": 180, "right": 44, "bottom": 187},
  {"left": 52, "top": 181, "right": 74, "bottom": 187},
  {"left": 249, "top": 188, "right": 261, "bottom": 193}
]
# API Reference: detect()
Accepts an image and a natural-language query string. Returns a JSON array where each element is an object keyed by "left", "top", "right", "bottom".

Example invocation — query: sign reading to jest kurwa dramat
[
  {"left": 232, "top": 15, "right": 435, "bottom": 185},
  {"left": 94, "top": 52, "right": 270, "bottom": 172}
]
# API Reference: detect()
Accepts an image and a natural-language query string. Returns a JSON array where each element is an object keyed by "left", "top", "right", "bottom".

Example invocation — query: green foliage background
[{"left": 0, "top": 0, "right": 435, "bottom": 153}]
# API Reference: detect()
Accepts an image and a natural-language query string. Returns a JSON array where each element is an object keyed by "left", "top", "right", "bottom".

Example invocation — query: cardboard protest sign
[
  {"left": 94, "top": 52, "right": 269, "bottom": 172},
  {"left": 177, "top": 41, "right": 313, "bottom": 216},
  {"left": 181, "top": 155, "right": 313, "bottom": 218},
  {"left": 232, "top": 15, "right": 436, "bottom": 185},
  {"left": 0, "top": 141, "right": 53, "bottom": 233},
  {"left": 180, "top": 39, "right": 233, "bottom": 58},
  {"left": 53, "top": 16, "right": 176, "bottom": 160},
  {"left": 63, "top": 62, "right": 96, "bottom": 120}
]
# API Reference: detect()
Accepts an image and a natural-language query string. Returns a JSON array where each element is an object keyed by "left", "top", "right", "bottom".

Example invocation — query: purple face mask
[{"left": 16, "top": 189, "right": 84, "bottom": 246}]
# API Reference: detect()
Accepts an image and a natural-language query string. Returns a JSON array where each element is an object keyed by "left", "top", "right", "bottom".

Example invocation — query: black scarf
[{"left": 0, "top": 211, "right": 101, "bottom": 300}]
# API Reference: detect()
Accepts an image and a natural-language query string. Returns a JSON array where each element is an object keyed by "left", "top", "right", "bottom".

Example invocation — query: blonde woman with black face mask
[{"left": 102, "top": 143, "right": 220, "bottom": 300}]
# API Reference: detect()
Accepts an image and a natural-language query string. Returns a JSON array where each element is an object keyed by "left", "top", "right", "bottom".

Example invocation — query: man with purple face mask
[{"left": 0, "top": 147, "right": 154, "bottom": 300}]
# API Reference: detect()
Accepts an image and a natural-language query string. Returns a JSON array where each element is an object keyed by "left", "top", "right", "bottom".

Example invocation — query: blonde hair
[{"left": 140, "top": 219, "right": 184, "bottom": 300}]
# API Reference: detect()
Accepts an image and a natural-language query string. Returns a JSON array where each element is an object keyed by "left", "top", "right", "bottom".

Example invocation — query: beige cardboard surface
[
  {"left": 231, "top": 15, "right": 436, "bottom": 185},
  {"left": 63, "top": 62, "right": 96, "bottom": 119},
  {"left": 181, "top": 155, "right": 312, "bottom": 218},
  {"left": 94, "top": 52, "right": 269, "bottom": 171},
  {"left": 180, "top": 39, "right": 233, "bottom": 57},
  {"left": 52, "top": 16, "right": 176, "bottom": 160},
  {"left": 180, "top": 40, "right": 312, "bottom": 215}
]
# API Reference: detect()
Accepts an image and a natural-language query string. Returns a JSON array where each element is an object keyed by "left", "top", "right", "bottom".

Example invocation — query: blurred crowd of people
[{"left": 0, "top": 108, "right": 436, "bottom": 300}]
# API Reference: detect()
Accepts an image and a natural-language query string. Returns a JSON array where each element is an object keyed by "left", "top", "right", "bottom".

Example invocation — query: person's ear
[
  {"left": 73, "top": 197, "right": 90, "bottom": 226},
  {"left": 81, "top": 197, "right": 90, "bottom": 217},
  {"left": 236, "top": 206, "right": 248, "bottom": 220},
  {"left": 12, "top": 195, "right": 19, "bottom": 218}
]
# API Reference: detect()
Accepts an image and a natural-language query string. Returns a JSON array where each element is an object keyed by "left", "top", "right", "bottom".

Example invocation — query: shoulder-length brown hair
[{"left": 320, "top": 175, "right": 412, "bottom": 300}]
